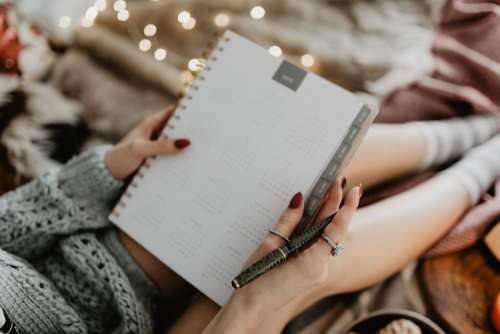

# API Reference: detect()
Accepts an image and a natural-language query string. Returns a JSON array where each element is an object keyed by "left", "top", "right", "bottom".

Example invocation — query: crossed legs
[
  {"left": 256, "top": 118, "right": 500, "bottom": 332},
  {"left": 119, "top": 115, "right": 500, "bottom": 333},
  {"left": 254, "top": 173, "right": 469, "bottom": 333},
  {"left": 164, "top": 120, "right": 483, "bottom": 333}
]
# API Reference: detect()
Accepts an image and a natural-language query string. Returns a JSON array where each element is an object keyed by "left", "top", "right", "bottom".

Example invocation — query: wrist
[
  {"left": 58, "top": 145, "right": 123, "bottom": 202},
  {"left": 104, "top": 148, "right": 126, "bottom": 180},
  {"left": 213, "top": 294, "right": 261, "bottom": 333}
]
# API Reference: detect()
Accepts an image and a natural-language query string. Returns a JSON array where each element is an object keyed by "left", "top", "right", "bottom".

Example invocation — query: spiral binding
[{"left": 111, "top": 31, "right": 232, "bottom": 218}]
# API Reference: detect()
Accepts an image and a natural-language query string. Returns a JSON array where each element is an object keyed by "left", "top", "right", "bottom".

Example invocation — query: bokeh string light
[
  {"left": 113, "top": 0, "right": 126, "bottom": 11},
  {"left": 268, "top": 45, "right": 282, "bottom": 58},
  {"left": 58, "top": 16, "right": 71, "bottom": 29},
  {"left": 182, "top": 17, "right": 196, "bottom": 30},
  {"left": 188, "top": 58, "right": 206, "bottom": 72},
  {"left": 85, "top": 7, "right": 99, "bottom": 20},
  {"left": 176, "top": 10, "right": 196, "bottom": 29},
  {"left": 58, "top": 2, "right": 318, "bottom": 80},
  {"left": 154, "top": 48, "right": 167, "bottom": 61},
  {"left": 214, "top": 13, "right": 230, "bottom": 28},
  {"left": 138, "top": 38, "right": 152, "bottom": 52},
  {"left": 144, "top": 24, "right": 157, "bottom": 37},
  {"left": 250, "top": 6, "right": 265, "bottom": 19},
  {"left": 301, "top": 54, "right": 314, "bottom": 67},
  {"left": 177, "top": 10, "right": 191, "bottom": 24},
  {"left": 95, "top": 0, "right": 107, "bottom": 11},
  {"left": 113, "top": 0, "right": 129, "bottom": 21},
  {"left": 116, "top": 10, "right": 129, "bottom": 21}
]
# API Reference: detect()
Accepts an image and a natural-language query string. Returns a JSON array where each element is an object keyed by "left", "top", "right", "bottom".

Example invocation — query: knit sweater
[{"left": 0, "top": 146, "right": 160, "bottom": 334}]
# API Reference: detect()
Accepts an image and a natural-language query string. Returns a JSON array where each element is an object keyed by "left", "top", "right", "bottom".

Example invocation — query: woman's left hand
[
  {"left": 105, "top": 105, "right": 191, "bottom": 180},
  {"left": 203, "top": 179, "right": 361, "bottom": 333}
]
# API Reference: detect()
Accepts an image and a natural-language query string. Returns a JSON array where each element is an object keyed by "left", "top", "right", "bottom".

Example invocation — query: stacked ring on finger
[
  {"left": 269, "top": 228, "right": 290, "bottom": 242},
  {"left": 321, "top": 234, "right": 345, "bottom": 256}
]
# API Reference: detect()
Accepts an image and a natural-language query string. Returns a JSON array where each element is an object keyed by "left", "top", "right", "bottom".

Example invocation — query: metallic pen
[{"left": 232, "top": 212, "right": 337, "bottom": 289}]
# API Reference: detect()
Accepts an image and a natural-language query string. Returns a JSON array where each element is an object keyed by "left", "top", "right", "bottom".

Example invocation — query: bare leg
[
  {"left": 345, "top": 116, "right": 500, "bottom": 189},
  {"left": 167, "top": 172, "right": 469, "bottom": 334},
  {"left": 164, "top": 124, "right": 432, "bottom": 333},
  {"left": 162, "top": 119, "right": 500, "bottom": 333},
  {"left": 118, "top": 231, "right": 193, "bottom": 299},
  {"left": 255, "top": 172, "right": 470, "bottom": 332},
  {"left": 343, "top": 124, "right": 426, "bottom": 189},
  {"left": 333, "top": 176, "right": 468, "bottom": 292}
]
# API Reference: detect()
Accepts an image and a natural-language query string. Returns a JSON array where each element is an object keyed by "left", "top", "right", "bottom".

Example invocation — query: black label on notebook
[{"left": 273, "top": 61, "right": 306, "bottom": 91}]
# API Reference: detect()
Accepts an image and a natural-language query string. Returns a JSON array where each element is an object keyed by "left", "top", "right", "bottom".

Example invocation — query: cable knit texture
[{"left": 0, "top": 146, "right": 157, "bottom": 334}]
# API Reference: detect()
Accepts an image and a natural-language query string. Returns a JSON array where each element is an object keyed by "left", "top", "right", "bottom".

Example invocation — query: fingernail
[
  {"left": 341, "top": 177, "right": 347, "bottom": 191},
  {"left": 358, "top": 184, "right": 363, "bottom": 198},
  {"left": 174, "top": 139, "right": 191, "bottom": 149},
  {"left": 289, "top": 192, "right": 303, "bottom": 209}
]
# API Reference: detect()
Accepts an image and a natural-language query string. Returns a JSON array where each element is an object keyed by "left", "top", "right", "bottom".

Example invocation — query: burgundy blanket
[{"left": 375, "top": 0, "right": 500, "bottom": 256}]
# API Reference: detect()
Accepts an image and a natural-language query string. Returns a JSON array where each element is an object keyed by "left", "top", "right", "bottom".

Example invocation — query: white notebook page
[{"left": 111, "top": 31, "right": 365, "bottom": 305}]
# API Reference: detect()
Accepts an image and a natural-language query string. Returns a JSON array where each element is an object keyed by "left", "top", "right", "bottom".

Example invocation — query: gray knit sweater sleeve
[
  {"left": 0, "top": 145, "right": 123, "bottom": 259},
  {"left": 0, "top": 146, "right": 158, "bottom": 334}
]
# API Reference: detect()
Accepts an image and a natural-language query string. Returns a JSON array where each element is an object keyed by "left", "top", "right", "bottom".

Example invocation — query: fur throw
[
  {"left": 0, "top": 76, "right": 86, "bottom": 194},
  {"left": 51, "top": 49, "right": 172, "bottom": 140}
]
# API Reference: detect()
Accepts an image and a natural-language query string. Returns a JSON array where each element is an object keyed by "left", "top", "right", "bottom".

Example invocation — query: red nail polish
[
  {"left": 174, "top": 139, "right": 191, "bottom": 149},
  {"left": 289, "top": 192, "right": 303, "bottom": 209},
  {"left": 341, "top": 177, "right": 347, "bottom": 190}
]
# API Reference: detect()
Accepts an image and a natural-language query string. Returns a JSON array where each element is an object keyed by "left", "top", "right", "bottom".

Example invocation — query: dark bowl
[{"left": 343, "top": 309, "right": 446, "bottom": 334}]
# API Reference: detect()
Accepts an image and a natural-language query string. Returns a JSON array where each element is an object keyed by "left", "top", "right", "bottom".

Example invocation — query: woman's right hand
[
  {"left": 203, "top": 179, "right": 362, "bottom": 333},
  {"left": 105, "top": 105, "right": 191, "bottom": 181}
]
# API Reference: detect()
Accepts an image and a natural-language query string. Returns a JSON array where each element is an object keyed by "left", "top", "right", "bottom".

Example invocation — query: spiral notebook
[{"left": 110, "top": 30, "right": 376, "bottom": 305}]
